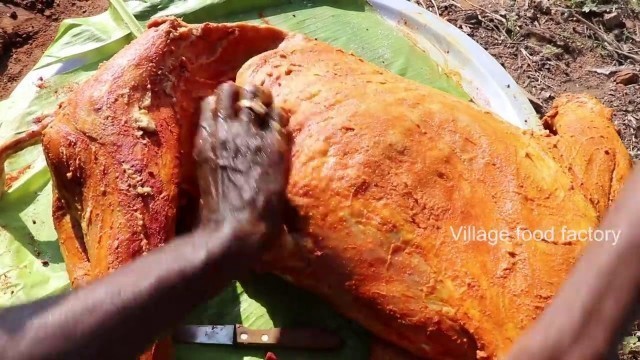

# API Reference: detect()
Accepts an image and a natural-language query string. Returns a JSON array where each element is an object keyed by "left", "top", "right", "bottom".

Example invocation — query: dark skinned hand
[
  {"left": 0, "top": 82, "right": 292, "bottom": 360},
  {"left": 507, "top": 170, "right": 640, "bottom": 360},
  {"left": 195, "top": 81, "right": 291, "bottom": 258}
]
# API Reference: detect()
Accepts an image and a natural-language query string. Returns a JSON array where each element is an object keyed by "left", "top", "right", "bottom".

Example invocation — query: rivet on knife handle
[{"left": 234, "top": 325, "right": 343, "bottom": 350}]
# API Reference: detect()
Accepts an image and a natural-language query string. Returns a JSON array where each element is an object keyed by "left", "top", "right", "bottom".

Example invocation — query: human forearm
[
  {"left": 523, "top": 237, "right": 640, "bottom": 359},
  {"left": 0, "top": 82, "right": 290, "bottom": 360},
  {"left": 562, "top": 188, "right": 640, "bottom": 358},
  {"left": 0, "top": 219, "right": 263, "bottom": 360},
  {"left": 509, "top": 169, "right": 640, "bottom": 359}
]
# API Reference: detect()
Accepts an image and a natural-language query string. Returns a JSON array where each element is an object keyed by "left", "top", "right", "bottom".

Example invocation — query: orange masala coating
[{"left": 42, "top": 18, "right": 631, "bottom": 359}]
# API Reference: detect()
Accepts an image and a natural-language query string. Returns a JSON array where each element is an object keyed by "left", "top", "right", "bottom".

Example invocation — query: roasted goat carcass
[{"left": 41, "top": 18, "right": 632, "bottom": 359}]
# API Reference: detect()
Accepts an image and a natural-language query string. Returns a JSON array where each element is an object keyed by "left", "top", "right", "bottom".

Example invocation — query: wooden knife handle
[{"left": 234, "top": 325, "right": 343, "bottom": 350}]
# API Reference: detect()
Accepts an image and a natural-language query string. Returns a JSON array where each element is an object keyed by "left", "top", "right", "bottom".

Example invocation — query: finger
[
  {"left": 239, "top": 107, "right": 260, "bottom": 128},
  {"left": 215, "top": 81, "right": 240, "bottom": 121},
  {"left": 199, "top": 96, "right": 216, "bottom": 133},
  {"left": 268, "top": 106, "right": 289, "bottom": 128},
  {"left": 265, "top": 108, "right": 292, "bottom": 152},
  {"left": 245, "top": 84, "right": 273, "bottom": 107},
  {"left": 263, "top": 131, "right": 292, "bottom": 182},
  {"left": 194, "top": 96, "right": 216, "bottom": 162},
  {"left": 195, "top": 96, "right": 220, "bottom": 223},
  {"left": 239, "top": 86, "right": 271, "bottom": 128}
]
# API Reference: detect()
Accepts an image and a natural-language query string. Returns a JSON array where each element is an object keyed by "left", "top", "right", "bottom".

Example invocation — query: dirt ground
[
  {"left": 0, "top": 0, "right": 109, "bottom": 98},
  {"left": 1, "top": 0, "right": 639, "bottom": 357},
  {"left": 414, "top": 0, "right": 640, "bottom": 160}
]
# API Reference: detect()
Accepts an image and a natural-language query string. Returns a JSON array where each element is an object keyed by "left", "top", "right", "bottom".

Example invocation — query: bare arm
[
  {"left": 508, "top": 168, "right": 640, "bottom": 360},
  {"left": 0, "top": 221, "right": 262, "bottom": 360},
  {"left": 0, "top": 82, "right": 290, "bottom": 360}
]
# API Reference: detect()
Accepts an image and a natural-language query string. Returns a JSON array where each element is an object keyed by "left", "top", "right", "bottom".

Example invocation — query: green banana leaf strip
[{"left": 0, "top": 1, "right": 470, "bottom": 359}]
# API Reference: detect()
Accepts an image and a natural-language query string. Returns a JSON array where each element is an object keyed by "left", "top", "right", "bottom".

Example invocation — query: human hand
[
  {"left": 194, "top": 81, "right": 291, "bottom": 251},
  {"left": 507, "top": 323, "right": 617, "bottom": 360},
  {"left": 506, "top": 245, "right": 629, "bottom": 360},
  {"left": 507, "top": 327, "right": 575, "bottom": 360}
]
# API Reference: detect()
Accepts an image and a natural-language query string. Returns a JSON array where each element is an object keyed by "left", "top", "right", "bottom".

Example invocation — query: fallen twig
[
  {"left": 449, "top": 1, "right": 463, "bottom": 9},
  {"left": 573, "top": 13, "right": 640, "bottom": 64},
  {"left": 625, "top": 32, "right": 640, "bottom": 45},
  {"left": 588, "top": 66, "right": 637, "bottom": 75},
  {"left": 613, "top": 48, "right": 640, "bottom": 64},
  {"left": 428, "top": 0, "right": 440, "bottom": 17},
  {"left": 535, "top": 72, "right": 556, "bottom": 90},
  {"left": 521, "top": 26, "right": 573, "bottom": 52},
  {"left": 460, "top": 0, "right": 507, "bottom": 24},
  {"left": 520, "top": 47, "right": 536, "bottom": 70},
  {"left": 519, "top": 85, "right": 545, "bottom": 114},
  {"left": 474, "top": 13, "right": 509, "bottom": 40}
]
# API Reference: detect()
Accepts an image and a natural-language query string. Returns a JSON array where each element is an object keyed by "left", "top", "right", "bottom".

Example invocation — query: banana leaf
[{"left": 0, "top": 1, "right": 470, "bottom": 359}]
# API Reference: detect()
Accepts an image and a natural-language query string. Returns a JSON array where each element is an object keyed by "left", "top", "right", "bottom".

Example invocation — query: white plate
[{"left": 370, "top": 0, "right": 541, "bottom": 130}]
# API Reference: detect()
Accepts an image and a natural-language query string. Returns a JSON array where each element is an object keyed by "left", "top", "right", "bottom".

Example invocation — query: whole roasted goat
[{"left": 41, "top": 18, "right": 631, "bottom": 359}]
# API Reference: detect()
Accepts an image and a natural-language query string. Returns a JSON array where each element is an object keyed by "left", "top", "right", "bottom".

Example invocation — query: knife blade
[{"left": 174, "top": 324, "right": 343, "bottom": 351}]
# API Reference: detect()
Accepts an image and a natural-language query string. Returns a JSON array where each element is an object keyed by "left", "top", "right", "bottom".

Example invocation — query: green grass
[
  {"left": 623, "top": 334, "right": 640, "bottom": 354},
  {"left": 568, "top": 0, "right": 639, "bottom": 11},
  {"left": 568, "top": 0, "right": 606, "bottom": 12}
]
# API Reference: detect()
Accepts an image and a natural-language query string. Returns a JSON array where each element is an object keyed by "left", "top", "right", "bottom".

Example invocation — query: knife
[{"left": 174, "top": 324, "right": 343, "bottom": 351}]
